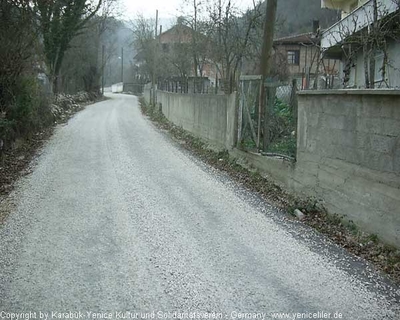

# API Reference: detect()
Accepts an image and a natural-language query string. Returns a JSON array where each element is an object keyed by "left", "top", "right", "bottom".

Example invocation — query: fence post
[
  {"left": 237, "top": 81, "right": 244, "bottom": 147},
  {"left": 291, "top": 79, "right": 298, "bottom": 123},
  {"left": 263, "top": 85, "right": 276, "bottom": 152},
  {"left": 257, "top": 80, "right": 262, "bottom": 149}
]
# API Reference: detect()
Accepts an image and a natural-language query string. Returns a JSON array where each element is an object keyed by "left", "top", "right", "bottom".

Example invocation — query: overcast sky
[
  {"left": 121, "top": 0, "right": 182, "bottom": 21},
  {"left": 121, "top": 0, "right": 257, "bottom": 28}
]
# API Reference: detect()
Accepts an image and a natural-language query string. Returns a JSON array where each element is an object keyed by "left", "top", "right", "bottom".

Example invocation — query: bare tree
[
  {"left": 206, "top": 0, "right": 264, "bottom": 93},
  {"left": 324, "top": 0, "right": 400, "bottom": 88},
  {"left": 131, "top": 15, "right": 161, "bottom": 82},
  {"left": 161, "top": 20, "right": 193, "bottom": 79},
  {"left": 180, "top": 0, "right": 213, "bottom": 78},
  {"left": 33, "top": 0, "right": 104, "bottom": 94},
  {"left": 59, "top": 0, "right": 120, "bottom": 94},
  {"left": 60, "top": 16, "right": 121, "bottom": 94}
]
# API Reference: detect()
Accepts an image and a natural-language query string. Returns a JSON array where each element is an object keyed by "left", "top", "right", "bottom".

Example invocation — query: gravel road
[{"left": 0, "top": 94, "right": 399, "bottom": 319}]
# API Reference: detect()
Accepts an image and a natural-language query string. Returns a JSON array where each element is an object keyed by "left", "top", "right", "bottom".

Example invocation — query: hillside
[{"left": 272, "top": 0, "right": 340, "bottom": 37}]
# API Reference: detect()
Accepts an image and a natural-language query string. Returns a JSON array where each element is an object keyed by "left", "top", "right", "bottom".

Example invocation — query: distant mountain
[{"left": 271, "top": 0, "right": 341, "bottom": 37}]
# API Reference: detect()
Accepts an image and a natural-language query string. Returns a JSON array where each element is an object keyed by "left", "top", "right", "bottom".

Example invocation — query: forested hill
[{"left": 272, "top": 0, "right": 341, "bottom": 37}]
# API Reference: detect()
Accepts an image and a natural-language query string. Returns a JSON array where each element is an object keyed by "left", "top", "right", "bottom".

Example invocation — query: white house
[{"left": 320, "top": 0, "right": 400, "bottom": 88}]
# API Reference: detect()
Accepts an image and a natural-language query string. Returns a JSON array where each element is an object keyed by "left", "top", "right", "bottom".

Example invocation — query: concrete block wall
[
  {"left": 238, "top": 90, "right": 400, "bottom": 247},
  {"left": 143, "top": 83, "right": 152, "bottom": 103},
  {"left": 295, "top": 90, "right": 400, "bottom": 246},
  {"left": 156, "top": 90, "right": 237, "bottom": 150},
  {"left": 111, "top": 82, "right": 123, "bottom": 93},
  {"left": 142, "top": 88, "right": 400, "bottom": 247}
]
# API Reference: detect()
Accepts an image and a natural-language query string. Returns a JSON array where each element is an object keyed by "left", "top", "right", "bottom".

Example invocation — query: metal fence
[
  {"left": 237, "top": 76, "right": 298, "bottom": 159},
  {"left": 157, "top": 77, "right": 224, "bottom": 94}
]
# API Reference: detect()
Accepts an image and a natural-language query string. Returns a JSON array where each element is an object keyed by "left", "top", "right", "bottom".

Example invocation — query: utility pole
[
  {"left": 259, "top": 0, "right": 278, "bottom": 152},
  {"left": 152, "top": 9, "right": 158, "bottom": 106},
  {"left": 192, "top": 0, "right": 198, "bottom": 77},
  {"left": 121, "top": 47, "right": 124, "bottom": 83},
  {"left": 217, "top": 0, "right": 221, "bottom": 92},
  {"left": 101, "top": 44, "right": 105, "bottom": 95}
]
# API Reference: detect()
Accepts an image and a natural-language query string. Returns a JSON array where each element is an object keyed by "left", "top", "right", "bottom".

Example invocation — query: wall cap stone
[{"left": 298, "top": 89, "right": 400, "bottom": 96}]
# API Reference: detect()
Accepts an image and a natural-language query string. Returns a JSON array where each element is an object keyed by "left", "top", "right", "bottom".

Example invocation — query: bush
[
  {"left": 0, "top": 118, "right": 15, "bottom": 148},
  {"left": 267, "top": 97, "right": 297, "bottom": 157},
  {"left": 0, "top": 2, "right": 52, "bottom": 149},
  {"left": 4, "top": 76, "right": 51, "bottom": 142}
]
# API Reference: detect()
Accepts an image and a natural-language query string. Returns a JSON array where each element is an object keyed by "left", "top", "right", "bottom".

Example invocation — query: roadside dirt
[
  {"left": 140, "top": 97, "right": 400, "bottom": 286},
  {"left": 0, "top": 96, "right": 105, "bottom": 224},
  {"left": 0, "top": 129, "right": 53, "bottom": 224}
]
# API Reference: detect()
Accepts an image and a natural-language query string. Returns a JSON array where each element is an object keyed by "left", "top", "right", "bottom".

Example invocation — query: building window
[
  {"left": 287, "top": 50, "right": 300, "bottom": 65},
  {"left": 374, "top": 52, "right": 385, "bottom": 83}
]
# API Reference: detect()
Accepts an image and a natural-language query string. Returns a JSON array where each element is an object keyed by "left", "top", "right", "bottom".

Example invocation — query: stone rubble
[{"left": 50, "top": 92, "right": 96, "bottom": 122}]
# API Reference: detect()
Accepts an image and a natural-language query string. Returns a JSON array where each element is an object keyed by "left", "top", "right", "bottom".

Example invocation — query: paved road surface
[{"left": 0, "top": 94, "right": 399, "bottom": 319}]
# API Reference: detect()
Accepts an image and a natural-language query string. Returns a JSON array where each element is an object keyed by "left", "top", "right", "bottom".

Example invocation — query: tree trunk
[
  {"left": 52, "top": 75, "right": 59, "bottom": 95},
  {"left": 363, "top": 29, "right": 370, "bottom": 88},
  {"left": 313, "top": 47, "right": 322, "bottom": 89},
  {"left": 369, "top": 0, "right": 378, "bottom": 89},
  {"left": 369, "top": 51, "right": 375, "bottom": 88}
]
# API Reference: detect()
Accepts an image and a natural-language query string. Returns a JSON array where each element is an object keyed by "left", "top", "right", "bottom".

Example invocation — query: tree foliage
[
  {"left": 204, "top": 0, "right": 264, "bottom": 92},
  {"left": 60, "top": 14, "right": 121, "bottom": 94},
  {"left": 33, "top": 0, "right": 103, "bottom": 93},
  {"left": 0, "top": 0, "right": 119, "bottom": 150},
  {"left": 131, "top": 15, "right": 157, "bottom": 81},
  {"left": 0, "top": 0, "right": 51, "bottom": 147},
  {"left": 0, "top": 0, "right": 37, "bottom": 107}
]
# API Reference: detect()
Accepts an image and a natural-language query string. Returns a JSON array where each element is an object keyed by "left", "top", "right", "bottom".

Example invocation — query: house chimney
[{"left": 312, "top": 20, "right": 320, "bottom": 34}]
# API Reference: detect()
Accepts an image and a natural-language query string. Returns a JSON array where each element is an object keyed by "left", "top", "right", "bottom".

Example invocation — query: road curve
[{"left": 0, "top": 94, "right": 399, "bottom": 319}]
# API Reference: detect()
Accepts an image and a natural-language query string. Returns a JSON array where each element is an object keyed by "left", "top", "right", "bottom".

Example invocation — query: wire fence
[
  {"left": 237, "top": 76, "right": 298, "bottom": 159},
  {"left": 150, "top": 75, "right": 299, "bottom": 159}
]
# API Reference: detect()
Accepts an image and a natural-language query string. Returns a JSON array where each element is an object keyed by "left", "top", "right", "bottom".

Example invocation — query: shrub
[
  {"left": 267, "top": 97, "right": 297, "bottom": 157},
  {"left": 5, "top": 76, "right": 51, "bottom": 142},
  {"left": 0, "top": 118, "right": 15, "bottom": 149}
]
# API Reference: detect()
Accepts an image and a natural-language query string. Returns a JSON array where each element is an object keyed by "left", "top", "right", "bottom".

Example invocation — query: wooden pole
[
  {"left": 101, "top": 44, "right": 105, "bottom": 95},
  {"left": 121, "top": 47, "right": 124, "bottom": 83},
  {"left": 259, "top": 0, "right": 278, "bottom": 152},
  {"left": 152, "top": 10, "right": 158, "bottom": 105}
]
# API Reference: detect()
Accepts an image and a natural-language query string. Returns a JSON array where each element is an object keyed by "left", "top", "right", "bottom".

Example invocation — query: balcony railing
[{"left": 321, "top": 0, "right": 399, "bottom": 49}]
